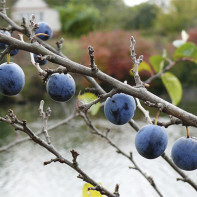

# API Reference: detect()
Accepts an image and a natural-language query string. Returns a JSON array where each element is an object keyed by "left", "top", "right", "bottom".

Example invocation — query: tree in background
[
  {"left": 123, "top": 2, "right": 160, "bottom": 30},
  {"left": 155, "top": 0, "right": 197, "bottom": 34}
]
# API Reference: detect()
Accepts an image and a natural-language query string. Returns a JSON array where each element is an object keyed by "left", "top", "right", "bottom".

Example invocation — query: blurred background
[{"left": 0, "top": 0, "right": 197, "bottom": 197}]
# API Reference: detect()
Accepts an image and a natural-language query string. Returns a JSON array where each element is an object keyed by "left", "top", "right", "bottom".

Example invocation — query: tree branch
[{"left": 0, "top": 34, "right": 197, "bottom": 127}]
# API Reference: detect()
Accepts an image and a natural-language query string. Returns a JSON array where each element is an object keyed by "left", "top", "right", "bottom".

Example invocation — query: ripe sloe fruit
[
  {"left": 0, "top": 30, "right": 11, "bottom": 49},
  {"left": 135, "top": 125, "right": 168, "bottom": 159},
  {"left": 104, "top": 93, "right": 136, "bottom": 125},
  {"left": 34, "top": 54, "right": 48, "bottom": 66},
  {"left": 10, "top": 49, "right": 19, "bottom": 56},
  {"left": 35, "top": 22, "right": 53, "bottom": 41},
  {"left": 46, "top": 73, "right": 76, "bottom": 102},
  {"left": 0, "top": 62, "right": 25, "bottom": 96},
  {"left": 171, "top": 137, "right": 197, "bottom": 171}
]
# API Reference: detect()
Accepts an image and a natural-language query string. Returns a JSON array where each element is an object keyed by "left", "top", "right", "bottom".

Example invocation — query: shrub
[{"left": 80, "top": 30, "right": 154, "bottom": 81}]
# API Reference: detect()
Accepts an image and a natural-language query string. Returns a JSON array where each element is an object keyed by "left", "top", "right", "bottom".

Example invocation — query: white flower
[{"left": 172, "top": 30, "right": 189, "bottom": 48}]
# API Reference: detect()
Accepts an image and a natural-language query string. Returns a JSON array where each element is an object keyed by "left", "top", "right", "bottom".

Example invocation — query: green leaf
[
  {"left": 173, "top": 43, "right": 197, "bottom": 60},
  {"left": 161, "top": 72, "right": 182, "bottom": 105},
  {"left": 78, "top": 93, "right": 100, "bottom": 115},
  {"left": 149, "top": 55, "right": 165, "bottom": 73},
  {"left": 82, "top": 183, "right": 102, "bottom": 197},
  {"left": 130, "top": 61, "right": 152, "bottom": 76}
]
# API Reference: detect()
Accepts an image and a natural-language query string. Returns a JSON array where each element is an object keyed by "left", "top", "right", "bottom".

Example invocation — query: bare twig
[
  {"left": 162, "top": 153, "right": 197, "bottom": 191},
  {"left": 0, "top": 45, "right": 11, "bottom": 61},
  {"left": 145, "top": 57, "right": 193, "bottom": 84},
  {"left": 0, "top": 112, "right": 77, "bottom": 152},
  {"left": 130, "top": 36, "right": 144, "bottom": 87},
  {"left": 136, "top": 98, "right": 152, "bottom": 124},
  {"left": 39, "top": 100, "right": 52, "bottom": 144},
  {"left": 56, "top": 38, "right": 64, "bottom": 52},
  {"left": 0, "top": 0, "right": 7, "bottom": 15},
  {"left": 113, "top": 184, "right": 120, "bottom": 197},
  {"left": 88, "top": 45, "right": 98, "bottom": 73},
  {"left": 155, "top": 116, "right": 184, "bottom": 128}
]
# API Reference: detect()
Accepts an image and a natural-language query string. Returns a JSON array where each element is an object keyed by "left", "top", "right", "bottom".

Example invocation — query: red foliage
[
  {"left": 188, "top": 27, "right": 197, "bottom": 45},
  {"left": 80, "top": 30, "right": 154, "bottom": 81}
]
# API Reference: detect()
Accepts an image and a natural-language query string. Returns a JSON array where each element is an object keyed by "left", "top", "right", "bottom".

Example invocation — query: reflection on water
[{"left": 0, "top": 103, "right": 197, "bottom": 197}]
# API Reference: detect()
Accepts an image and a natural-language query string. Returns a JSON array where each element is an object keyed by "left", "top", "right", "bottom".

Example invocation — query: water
[{"left": 0, "top": 103, "right": 197, "bottom": 197}]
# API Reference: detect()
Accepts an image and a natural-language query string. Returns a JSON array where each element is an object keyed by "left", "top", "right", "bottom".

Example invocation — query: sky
[{"left": 123, "top": 0, "right": 148, "bottom": 6}]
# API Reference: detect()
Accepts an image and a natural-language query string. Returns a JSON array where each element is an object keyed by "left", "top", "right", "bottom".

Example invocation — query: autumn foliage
[{"left": 80, "top": 30, "right": 154, "bottom": 81}]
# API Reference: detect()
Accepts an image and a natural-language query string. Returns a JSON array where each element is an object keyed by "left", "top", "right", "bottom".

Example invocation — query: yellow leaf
[
  {"left": 78, "top": 93, "right": 100, "bottom": 115},
  {"left": 82, "top": 183, "right": 102, "bottom": 197}
]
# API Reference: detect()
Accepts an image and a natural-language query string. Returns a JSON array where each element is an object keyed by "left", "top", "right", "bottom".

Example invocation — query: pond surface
[{"left": 0, "top": 102, "right": 197, "bottom": 197}]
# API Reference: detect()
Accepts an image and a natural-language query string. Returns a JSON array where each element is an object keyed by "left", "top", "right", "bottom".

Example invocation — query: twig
[
  {"left": 0, "top": 111, "right": 77, "bottom": 152},
  {"left": 56, "top": 38, "right": 64, "bottom": 52},
  {"left": 162, "top": 153, "right": 197, "bottom": 191},
  {"left": 84, "top": 76, "right": 106, "bottom": 94},
  {"left": 155, "top": 116, "right": 183, "bottom": 128},
  {"left": 145, "top": 57, "right": 193, "bottom": 84},
  {"left": 0, "top": 45, "right": 11, "bottom": 61},
  {"left": 136, "top": 98, "right": 152, "bottom": 124},
  {"left": 78, "top": 89, "right": 118, "bottom": 112},
  {"left": 88, "top": 45, "right": 98, "bottom": 73},
  {"left": 113, "top": 184, "right": 120, "bottom": 197},
  {"left": 0, "top": 0, "right": 7, "bottom": 15},
  {"left": 130, "top": 36, "right": 144, "bottom": 87},
  {"left": 39, "top": 100, "right": 52, "bottom": 144},
  {"left": 42, "top": 66, "right": 67, "bottom": 83}
]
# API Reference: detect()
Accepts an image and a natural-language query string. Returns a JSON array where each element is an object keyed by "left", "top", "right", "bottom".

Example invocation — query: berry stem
[
  {"left": 35, "top": 33, "right": 49, "bottom": 38},
  {"left": 186, "top": 126, "right": 189, "bottom": 138},
  {"left": 7, "top": 53, "right": 10, "bottom": 64},
  {"left": 155, "top": 110, "right": 161, "bottom": 125}
]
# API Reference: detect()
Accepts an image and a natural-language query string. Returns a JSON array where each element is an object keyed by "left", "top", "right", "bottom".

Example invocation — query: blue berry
[
  {"left": 46, "top": 73, "right": 76, "bottom": 102},
  {"left": 10, "top": 49, "right": 19, "bottom": 56},
  {"left": 171, "top": 137, "right": 197, "bottom": 171},
  {"left": 104, "top": 93, "right": 136, "bottom": 125},
  {"left": 35, "top": 22, "right": 53, "bottom": 41},
  {"left": 135, "top": 125, "right": 168, "bottom": 159},
  {"left": 0, "top": 30, "right": 11, "bottom": 49},
  {"left": 34, "top": 54, "right": 48, "bottom": 66},
  {"left": 0, "top": 62, "right": 25, "bottom": 96}
]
